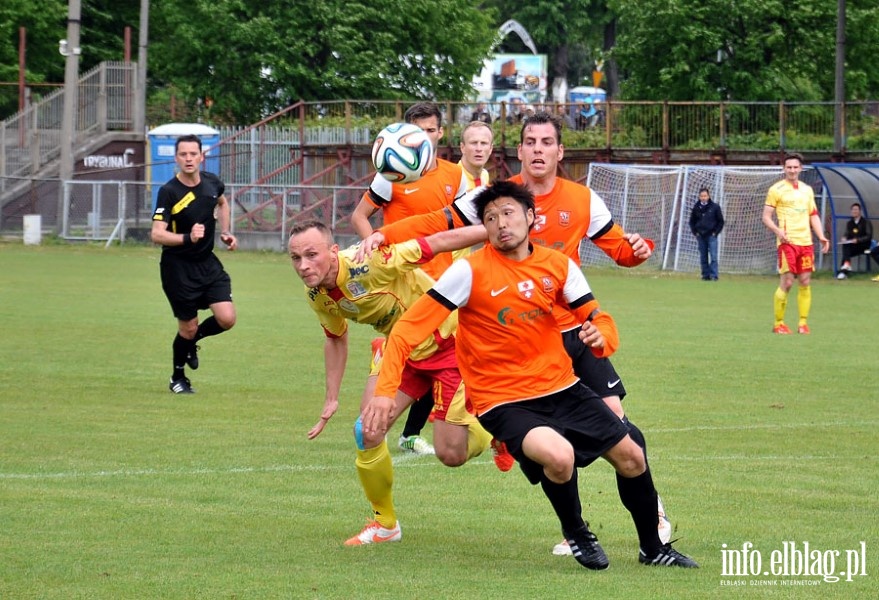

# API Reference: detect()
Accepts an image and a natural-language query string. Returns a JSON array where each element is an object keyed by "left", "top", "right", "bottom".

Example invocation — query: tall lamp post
[{"left": 57, "top": 0, "right": 81, "bottom": 234}]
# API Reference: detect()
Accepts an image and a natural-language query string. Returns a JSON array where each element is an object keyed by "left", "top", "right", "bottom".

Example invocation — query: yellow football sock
[
  {"left": 467, "top": 419, "right": 493, "bottom": 460},
  {"left": 797, "top": 285, "right": 811, "bottom": 326},
  {"left": 773, "top": 287, "right": 788, "bottom": 326},
  {"left": 355, "top": 440, "right": 396, "bottom": 528}
]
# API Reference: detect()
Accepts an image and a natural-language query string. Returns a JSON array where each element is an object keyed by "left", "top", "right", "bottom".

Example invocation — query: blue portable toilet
[
  {"left": 567, "top": 86, "right": 607, "bottom": 127},
  {"left": 147, "top": 123, "right": 221, "bottom": 210}
]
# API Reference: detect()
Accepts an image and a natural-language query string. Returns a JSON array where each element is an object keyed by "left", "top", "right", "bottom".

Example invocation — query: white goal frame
[{"left": 585, "top": 164, "right": 827, "bottom": 275}]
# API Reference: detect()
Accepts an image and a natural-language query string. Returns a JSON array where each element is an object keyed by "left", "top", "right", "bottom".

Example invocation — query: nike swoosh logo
[
  {"left": 490, "top": 286, "right": 508, "bottom": 297},
  {"left": 372, "top": 531, "right": 399, "bottom": 542},
  {"left": 404, "top": 188, "right": 419, "bottom": 195},
  {"left": 607, "top": 378, "right": 621, "bottom": 388}
]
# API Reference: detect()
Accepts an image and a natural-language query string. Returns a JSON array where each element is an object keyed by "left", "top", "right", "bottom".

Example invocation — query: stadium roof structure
[{"left": 812, "top": 163, "right": 879, "bottom": 269}]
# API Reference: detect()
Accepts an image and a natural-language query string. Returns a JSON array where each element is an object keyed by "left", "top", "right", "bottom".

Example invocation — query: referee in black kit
[{"left": 150, "top": 134, "right": 237, "bottom": 394}]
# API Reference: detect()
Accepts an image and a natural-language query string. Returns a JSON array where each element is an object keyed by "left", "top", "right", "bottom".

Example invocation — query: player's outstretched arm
[
  {"left": 382, "top": 206, "right": 467, "bottom": 245},
  {"left": 351, "top": 196, "right": 380, "bottom": 239},
  {"left": 594, "top": 223, "right": 655, "bottom": 267},
  {"left": 423, "top": 225, "right": 487, "bottom": 255},
  {"left": 308, "top": 332, "right": 348, "bottom": 440},
  {"left": 364, "top": 295, "right": 451, "bottom": 435}
]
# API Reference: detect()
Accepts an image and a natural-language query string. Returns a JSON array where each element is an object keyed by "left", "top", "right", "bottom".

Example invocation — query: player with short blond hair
[{"left": 288, "top": 220, "right": 493, "bottom": 546}]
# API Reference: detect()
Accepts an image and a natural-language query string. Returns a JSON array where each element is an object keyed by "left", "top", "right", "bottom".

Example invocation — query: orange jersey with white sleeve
[
  {"left": 765, "top": 179, "right": 818, "bottom": 246},
  {"left": 379, "top": 176, "right": 652, "bottom": 331},
  {"left": 302, "top": 238, "right": 456, "bottom": 362},
  {"left": 363, "top": 158, "right": 468, "bottom": 279},
  {"left": 374, "top": 243, "right": 618, "bottom": 416}
]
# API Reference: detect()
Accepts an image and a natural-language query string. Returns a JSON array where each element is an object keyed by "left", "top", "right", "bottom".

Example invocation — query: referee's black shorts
[
  {"left": 562, "top": 327, "right": 626, "bottom": 399},
  {"left": 477, "top": 383, "right": 630, "bottom": 484},
  {"left": 160, "top": 254, "right": 232, "bottom": 321}
]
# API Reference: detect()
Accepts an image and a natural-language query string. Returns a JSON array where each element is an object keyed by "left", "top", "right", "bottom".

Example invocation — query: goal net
[{"left": 584, "top": 164, "right": 826, "bottom": 275}]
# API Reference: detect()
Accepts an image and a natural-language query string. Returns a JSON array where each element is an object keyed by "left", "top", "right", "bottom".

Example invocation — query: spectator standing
[{"left": 689, "top": 187, "right": 725, "bottom": 280}]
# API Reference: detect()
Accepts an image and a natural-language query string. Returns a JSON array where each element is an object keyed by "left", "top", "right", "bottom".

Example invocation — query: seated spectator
[
  {"left": 506, "top": 98, "right": 525, "bottom": 124},
  {"left": 470, "top": 102, "right": 492, "bottom": 124},
  {"left": 837, "top": 202, "right": 873, "bottom": 279},
  {"left": 556, "top": 103, "right": 577, "bottom": 129}
]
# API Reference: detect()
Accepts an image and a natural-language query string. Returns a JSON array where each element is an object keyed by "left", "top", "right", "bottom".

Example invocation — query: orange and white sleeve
[
  {"left": 562, "top": 258, "right": 619, "bottom": 357},
  {"left": 593, "top": 222, "right": 655, "bottom": 268}
]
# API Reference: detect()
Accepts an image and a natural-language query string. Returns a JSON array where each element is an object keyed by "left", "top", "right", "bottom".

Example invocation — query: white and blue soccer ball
[{"left": 371, "top": 122, "right": 434, "bottom": 184}]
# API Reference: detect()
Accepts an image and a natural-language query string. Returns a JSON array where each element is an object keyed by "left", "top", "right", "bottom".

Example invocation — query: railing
[
  {"left": 209, "top": 99, "right": 879, "bottom": 156},
  {"left": 0, "top": 62, "right": 137, "bottom": 183}
]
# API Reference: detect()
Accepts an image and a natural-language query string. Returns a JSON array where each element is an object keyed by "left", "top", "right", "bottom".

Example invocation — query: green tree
[
  {"left": 0, "top": 0, "right": 66, "bottom": 116},
  {"left": 608, "top": 0, "right": 879, "bottom": 101},
  {"left": 0, "top": 0, "right": 139, "bottom": 118},
  {"left": 148, "top": 0, "right": 497, "bottom": 123}
]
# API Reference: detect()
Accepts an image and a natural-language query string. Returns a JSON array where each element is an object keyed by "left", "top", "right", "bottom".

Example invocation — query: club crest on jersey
[
  {"left": 558, "top": 210, "right": 571, "bottom": 227},
  {"left": 517, "top": 279, "right": 535, "bottom": 299},
  {"left": 541, "top": 277, "right": 554, "bottom": 293},
  {"left": 445, "top": 184, "right": 453, "bottom": 196},
  {"left": 338, "top": 299, "right": 359, "bottom": 313},
  {"left": 346, "top": 280, "right": 367, "bottom": 298},
  {"left": 533, "top": 214, "right": 547, "bottom": 232}
]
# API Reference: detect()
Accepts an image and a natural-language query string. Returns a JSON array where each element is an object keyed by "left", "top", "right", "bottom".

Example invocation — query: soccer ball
[{"left": 371, "top": 123, "right": 434, "bottom": 184}]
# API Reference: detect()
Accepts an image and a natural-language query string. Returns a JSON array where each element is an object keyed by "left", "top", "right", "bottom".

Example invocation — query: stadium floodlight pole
[
  {"left": 833, "top": 0, "right": 845, "bottom": 155},
  {"left": 58, "top": 0, "right": 81, "bottom": 235}
]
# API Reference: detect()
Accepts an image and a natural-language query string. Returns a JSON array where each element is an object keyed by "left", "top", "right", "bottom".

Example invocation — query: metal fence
[
  {"left": 48, "top": 179, "right": 367, "bottom": 249},
  {"left": 60, "top": 180, "right": 152, "bottom": 244},
  {"left": 219, "top": 98, "right": 879, "bottom": 155}
]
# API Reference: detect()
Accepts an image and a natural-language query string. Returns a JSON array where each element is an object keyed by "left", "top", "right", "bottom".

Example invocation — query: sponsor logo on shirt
[
  {"left": 348, "top": 265, "right": 370, "bottom": 277},
  {"left": 517, "top": 279, "right": 535, "bottom": 299}
]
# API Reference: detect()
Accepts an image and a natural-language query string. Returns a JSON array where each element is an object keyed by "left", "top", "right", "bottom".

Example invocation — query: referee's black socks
[
  {"left": 172, "top": 334, "right": 190, "bottom": 379},
  {"left": 195, "top": 316, "right": 225, "bottom": 341}
]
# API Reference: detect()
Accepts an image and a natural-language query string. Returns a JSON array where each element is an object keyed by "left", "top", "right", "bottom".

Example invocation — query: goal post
[{"left": 584, "top": 164, "right": 825, "bottom": 275}]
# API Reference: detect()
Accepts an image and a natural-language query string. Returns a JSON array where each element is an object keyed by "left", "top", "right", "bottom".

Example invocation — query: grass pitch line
[
  {"left": 0, "top": 452, "right": 441, "bottom": 481},
  {"left": 3, "top": 420, "right": 869, "bottom": 481}
]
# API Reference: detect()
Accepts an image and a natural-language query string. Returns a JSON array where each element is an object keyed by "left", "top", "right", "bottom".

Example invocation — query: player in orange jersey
[
  {"left": 762, "top": 153, "right": 830, "bottom": 335},
  {"left": 352, "top": 102, "right": 470, "bottom": 456},
  {"left": 352, "top": 101, "right": 468, "bottom": 281},
  {"left": 365, "top": 181, "right": 698, "bottom": 570},
  {"left": 288, "top": 220, "right": 493, "bottom": 547},
  {"left": 458, "top": 121, "right": 493, "bottom": 189},
  {"left": 357, "top": 112, "right": 672, "bottom": 552}
]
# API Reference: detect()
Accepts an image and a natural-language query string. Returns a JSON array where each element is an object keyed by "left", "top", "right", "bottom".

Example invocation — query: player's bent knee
[
  {"left": 217, "top": 315, "right": 236, "bottom": 330},
  {"left": 608, "top": 440, "right": 646, "bottom": 476},
  {"left": 353, "top": 417, "right": 366, "bottom": 451},
  {"left": 435, "top": 449, "right": 467, "bottom": 467},
  {"left": 353, "top": 416, "right": 383, "bottom": 450}
]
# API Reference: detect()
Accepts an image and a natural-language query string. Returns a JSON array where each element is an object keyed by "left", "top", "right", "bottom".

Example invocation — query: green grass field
[{"left": 1, "top": 243, "right": 877, "bottom": 599}]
